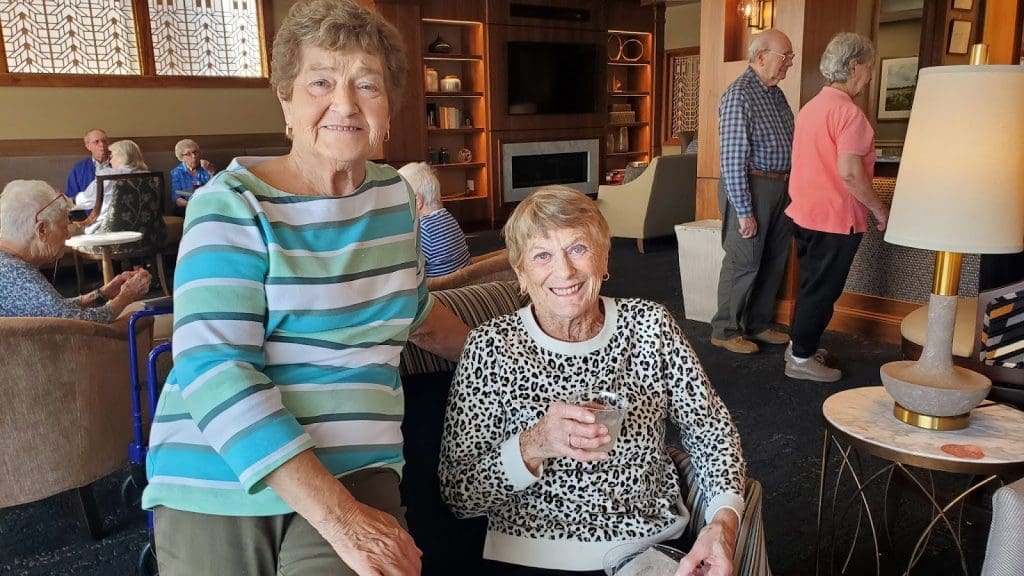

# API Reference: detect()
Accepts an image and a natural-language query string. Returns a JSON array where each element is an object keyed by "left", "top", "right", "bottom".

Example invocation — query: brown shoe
[
  {"left": 748, "top": 328, "right": 790, "bottom": 345},
  {"left": 711, "top": 336, "right": 759, "bottom": 354}
]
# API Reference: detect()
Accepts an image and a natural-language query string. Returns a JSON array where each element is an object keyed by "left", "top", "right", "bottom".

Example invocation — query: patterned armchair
[{"left": 73, "top": 172, "right": 170, "bottom": 296}]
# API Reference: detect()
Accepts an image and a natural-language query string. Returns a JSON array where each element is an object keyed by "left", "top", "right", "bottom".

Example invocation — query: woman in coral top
[{"left": 785, "top": 33, "right": 890, "bottom": 383}]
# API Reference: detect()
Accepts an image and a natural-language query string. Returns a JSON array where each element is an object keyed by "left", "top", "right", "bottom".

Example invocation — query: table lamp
[{"left": 880, "top": 64, "right": 1024, "bottom": 430}]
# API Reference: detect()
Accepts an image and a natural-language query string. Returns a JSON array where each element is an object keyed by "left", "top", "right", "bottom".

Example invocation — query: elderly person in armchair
[
  {"left": 439, "top": 186, "right": 746, "bottom": 576},
  {"left": 169, "top": 138, "right": 216, "bottom": 216},
  {"left": 142, "top": 1, "right": 469, "bottom": 575},
  {"left": 0, "top": 180, "right": 151, "bottom": 320},
  {"left": 398, "top": 161, "right": 471, "bottom": 278},
  {"left": 74, "top": 139, "right": 150, "bottom": 234}
]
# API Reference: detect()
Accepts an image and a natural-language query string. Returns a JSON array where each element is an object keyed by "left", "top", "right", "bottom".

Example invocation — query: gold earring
[
  {"left": 285, "top": 124, "right": 293, "bottom": 139},
  {"left": 384, "top": 129, "right": 390, "bottom": 142},
  {"left": 602, "top": 272, "right": 610, "bottom": 281}
]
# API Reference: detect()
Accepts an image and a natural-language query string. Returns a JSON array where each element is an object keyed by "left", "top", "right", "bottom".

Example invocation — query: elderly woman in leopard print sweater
[{"left": 439, "top": 187, "right": 747, "bottom": 576}]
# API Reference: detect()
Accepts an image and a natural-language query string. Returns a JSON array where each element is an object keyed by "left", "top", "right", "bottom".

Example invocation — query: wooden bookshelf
[{"left": 603, "top": 30, "right": 653, "bottom": 182}]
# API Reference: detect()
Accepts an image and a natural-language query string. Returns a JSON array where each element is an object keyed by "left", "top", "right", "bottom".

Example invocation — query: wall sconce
[{"left": 737, "top": 0, "right": 774, "bottom": 31}]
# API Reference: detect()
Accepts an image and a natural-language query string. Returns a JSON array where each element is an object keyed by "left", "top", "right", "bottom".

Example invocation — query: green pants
[{"left": 154, "top": 468, "right": 406, "bottom": 576}]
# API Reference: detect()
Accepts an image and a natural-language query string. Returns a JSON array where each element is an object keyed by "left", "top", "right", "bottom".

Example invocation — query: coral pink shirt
[{"left": 786, "top": 86, "right": 875, "bottom": 234}]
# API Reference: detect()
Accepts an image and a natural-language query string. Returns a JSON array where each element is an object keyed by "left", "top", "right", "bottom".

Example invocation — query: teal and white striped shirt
[{"left": 142, "top": 157, "right": 434, "bottom": 516}]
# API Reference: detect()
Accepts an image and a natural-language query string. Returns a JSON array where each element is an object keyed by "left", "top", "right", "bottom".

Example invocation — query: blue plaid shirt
[{"left": 718, "top": 67, "right": 795, "bottom": 217}]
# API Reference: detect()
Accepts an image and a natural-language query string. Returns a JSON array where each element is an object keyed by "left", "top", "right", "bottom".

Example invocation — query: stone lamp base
[{"left": 880, "top": 293, "right": 991, "bottom": 430}]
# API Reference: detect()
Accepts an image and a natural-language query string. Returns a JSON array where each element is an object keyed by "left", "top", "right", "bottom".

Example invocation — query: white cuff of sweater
[
  {"left": 705, "top": 491, "right": 745, "bottom": 526},
  {"left": 500, "top": 433, "right": 543, "bottom": 491}
]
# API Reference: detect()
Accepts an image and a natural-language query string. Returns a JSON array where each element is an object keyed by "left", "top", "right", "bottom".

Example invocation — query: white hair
[
  {"left": 820, "top": 32, "right": 875, "bottom": 83},
  {"left": 0, "top": 180, "right": 68, "bottom": 243},
  {"left": 748, "top": 31, "right": 773, "bottom": 63},
  {"left": 398, "top": 162, "right": 442, "bottom": 210}
]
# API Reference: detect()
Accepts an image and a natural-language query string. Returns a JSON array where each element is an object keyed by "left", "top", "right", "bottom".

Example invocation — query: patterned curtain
[
  {"left": 148, "top": 0, "right": 262, "bottom": 77},
  {"left": 0, "top": 0, "right": 141, "bottom": 74}
]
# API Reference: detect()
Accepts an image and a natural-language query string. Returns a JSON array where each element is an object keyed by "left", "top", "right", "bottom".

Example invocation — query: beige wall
[
  {"left": 665, "top": 3, "right": 701, "bottom": 50},
  {"left": 875, "top": 18, "right": 921, "bottom": 142},
  {"left": 0, "top": 0, "right": 297, "bottom": 141}
]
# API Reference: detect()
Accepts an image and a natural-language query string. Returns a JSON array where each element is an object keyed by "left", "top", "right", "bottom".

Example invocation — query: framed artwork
[
  {"left": 952, "top": 0, "right": 974, "bottom": 10},
  {"left": 948, "top": 20, "right": 973, "bottom": 55},
  {"left": 877, "top": 57, "right": 919, "bottom": 121}
]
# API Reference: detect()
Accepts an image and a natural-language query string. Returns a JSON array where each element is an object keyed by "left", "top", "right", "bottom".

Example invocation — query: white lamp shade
[{"left": 885, "top": 65, "right": 1024, "bottom": 254}]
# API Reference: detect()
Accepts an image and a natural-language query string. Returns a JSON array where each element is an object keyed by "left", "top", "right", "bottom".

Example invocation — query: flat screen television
[{"left": 507, "top": 41, "right": 599, "bottom": 115}]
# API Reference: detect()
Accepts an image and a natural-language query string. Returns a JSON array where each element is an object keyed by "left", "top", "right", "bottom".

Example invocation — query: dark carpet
[{"left": 0, "top": 233, "right": 992, "bottom": 575}]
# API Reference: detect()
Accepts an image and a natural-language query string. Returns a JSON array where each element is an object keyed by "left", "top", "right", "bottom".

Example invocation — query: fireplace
[{"left": 501, "top": 139, "right": 600, "bottom": 203}]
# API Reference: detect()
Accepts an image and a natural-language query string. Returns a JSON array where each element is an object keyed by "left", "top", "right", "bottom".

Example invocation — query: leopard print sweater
[{"left": 438, "top": 297, "right": 746, "bottom": 571}]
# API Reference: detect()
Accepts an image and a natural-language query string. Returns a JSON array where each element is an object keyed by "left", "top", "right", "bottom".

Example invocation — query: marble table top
[
  {"left": 823, "top": 386, "right": 1024, "bottom": 469},
  {"left": 66, "top": 231, "right": 142, "bottom": 248}
]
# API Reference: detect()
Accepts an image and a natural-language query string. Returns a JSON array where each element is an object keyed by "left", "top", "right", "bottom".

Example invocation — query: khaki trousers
[{"left": 154, "top": 468, "right": 406, "bottom": 576}]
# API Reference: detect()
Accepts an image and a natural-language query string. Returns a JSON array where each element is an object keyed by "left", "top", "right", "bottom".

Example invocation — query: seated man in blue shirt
[
  {"left": 65, "top": 129, "right": 110, "bottom": 199},
  {"left": 398, "top": 162, "right": 471, "bottom": 278},
  {"left": 169, "top": 138, "right": 215, "bottom": 216}
]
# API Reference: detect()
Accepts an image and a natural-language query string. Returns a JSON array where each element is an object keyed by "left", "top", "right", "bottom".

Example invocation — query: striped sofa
[{"left": 400, "top": 281, "right": 772, "bottom": 575}]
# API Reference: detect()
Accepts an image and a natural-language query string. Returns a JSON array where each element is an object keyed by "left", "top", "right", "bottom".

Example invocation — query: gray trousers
[
  {"left": 153, "top": 468, "right": 406, "bottom": 576},
  {"left": 710, "top": 176, "right": 793, "bottom": 340}
]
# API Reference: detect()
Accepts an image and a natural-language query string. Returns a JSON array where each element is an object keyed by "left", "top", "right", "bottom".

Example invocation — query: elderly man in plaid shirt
[{"left": 710, "top": 29, "right": 797, "bottom": 355}]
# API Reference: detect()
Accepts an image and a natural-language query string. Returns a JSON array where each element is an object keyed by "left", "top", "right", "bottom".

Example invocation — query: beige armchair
[
  {"left": 0, "top": 317, "right": 149, "bottom": 538},
  {"left": 596, "top": 154, "right": 697, "bottom": 253}
]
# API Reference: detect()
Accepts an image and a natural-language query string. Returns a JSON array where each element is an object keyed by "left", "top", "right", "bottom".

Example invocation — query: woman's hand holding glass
[{"left": 519, "top": 402, "right": 611, "bottom": 473}]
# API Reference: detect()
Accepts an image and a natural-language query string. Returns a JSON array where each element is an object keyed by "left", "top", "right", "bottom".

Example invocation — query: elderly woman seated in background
[
  {"left": 142, "top": 1, "right": 468, "bottom": 575},
  {"left": 169, "top": 138, "right": 215, "bottom": 216},
  {"left": 0, "top": 180, "right": 151, "bottom": 320},
  {"left": 439, "top": 186, "right": 746, "bottom": 576},
  {"left": 398, "top": 161, "right": 470, "bottom": 277},
  {"left": 74, "top": 139, "right": 150, "bottom": 233}
]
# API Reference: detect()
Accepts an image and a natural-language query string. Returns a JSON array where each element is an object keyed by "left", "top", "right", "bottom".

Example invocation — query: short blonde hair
[
  {"left": 110, "top": 140, "right": 149, "bottom": 171},
  {"left": 398, "top": 162, "right": 441, "bottom": 209},
  {"left": 270, "top": 0, "right": 407, "bottom": 112},
  {"left": 502, "top": 186, "right": 611, "bottom": 271},
  {"left": 174, "top": 138, "right": 199, "bottom": 161},
  {"left": 0, "top": 180, "right": 68, "bottom": 243}
]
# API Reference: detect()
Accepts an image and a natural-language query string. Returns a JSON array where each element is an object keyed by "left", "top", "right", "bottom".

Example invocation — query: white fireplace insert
[{"left": 501, "top": 139, "right": 600, "bottom": 203}]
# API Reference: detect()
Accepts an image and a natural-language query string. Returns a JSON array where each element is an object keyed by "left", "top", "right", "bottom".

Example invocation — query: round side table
[
  {"left": 66, "top": 231, "right": 143, "bottom": 284},
  {"left": 816, "top": 386, "right": 1024, "bottom": 575}
]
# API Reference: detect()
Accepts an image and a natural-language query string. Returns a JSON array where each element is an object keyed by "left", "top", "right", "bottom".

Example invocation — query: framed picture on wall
[
  {"left": 948, "top": 20, "right": 973, "bottom": 54},
  {"left": 877, "top": 57, "right": 919, "bottom": 120},
  {"left": 952, "top": 0, "right": 974, "bottom": 10}
]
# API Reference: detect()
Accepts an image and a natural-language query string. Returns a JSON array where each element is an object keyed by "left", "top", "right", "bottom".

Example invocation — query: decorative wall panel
[
  {"left": 148, "top": 0, "right": 262, "bottom": 77},
  {"left": 845, "top": 177, "right": 980, "bottom": 303},
  {"left": 0, "top": 0, "right": 140, "bottom": 74},
  {"left": 668, "top": 54, "right": 700, "bottom": 138}
]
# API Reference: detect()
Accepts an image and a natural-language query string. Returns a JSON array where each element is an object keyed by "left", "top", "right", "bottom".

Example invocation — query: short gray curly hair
[
  {"left": 270, "top": 0, "right": 407, "bottom": 112},
  {"left": 819, "top": 33, "right": 875, "bottom": 83},
  {"left": 174, "top": 138, "right": 199, "bottom": 161}
]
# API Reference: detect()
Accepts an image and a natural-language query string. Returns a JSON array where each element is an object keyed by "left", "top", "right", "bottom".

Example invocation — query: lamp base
[
  {"left": 880, "top": 360, "right": 991, "bottom": 419},
  {"left": 893, "top": 402, "right": 970, "bottom": 430}
]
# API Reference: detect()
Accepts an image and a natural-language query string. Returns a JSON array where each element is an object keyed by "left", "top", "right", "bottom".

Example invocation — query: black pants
[{"left": 790, "top": 225, "right": 863, "bottom": 359}]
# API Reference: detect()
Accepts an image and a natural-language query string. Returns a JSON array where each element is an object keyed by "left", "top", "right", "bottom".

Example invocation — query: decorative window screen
[
  {"left": 0, "top": 0, "right": 141, "bottom": 74},
  {"left": 148, "top": 0, "right": 262, "bottom": 77},
  {"left": 667, "top": 53, "right": 700, "bottom": 140}
]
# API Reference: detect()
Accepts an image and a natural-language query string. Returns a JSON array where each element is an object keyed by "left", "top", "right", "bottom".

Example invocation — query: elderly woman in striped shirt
[
  {"left": 398, "top": 161, "right": 471, "bottom": 278},
  {"left": 142, "top": 1, "right": 469, "bottom": 575}
]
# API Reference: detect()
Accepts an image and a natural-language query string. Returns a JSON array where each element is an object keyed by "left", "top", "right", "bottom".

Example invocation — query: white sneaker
[{"left": 785, "top": 353, "right": 842, "bottom": 382}]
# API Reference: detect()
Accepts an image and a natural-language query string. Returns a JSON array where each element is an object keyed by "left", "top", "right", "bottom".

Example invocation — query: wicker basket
[{"left": 609, "top": 111, "right": 635, "bottom": 124}]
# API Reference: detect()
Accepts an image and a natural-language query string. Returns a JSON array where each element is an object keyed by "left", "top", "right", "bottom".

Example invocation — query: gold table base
[{"left": 893, "top": 403, "right": 970, "bottom": 431}]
